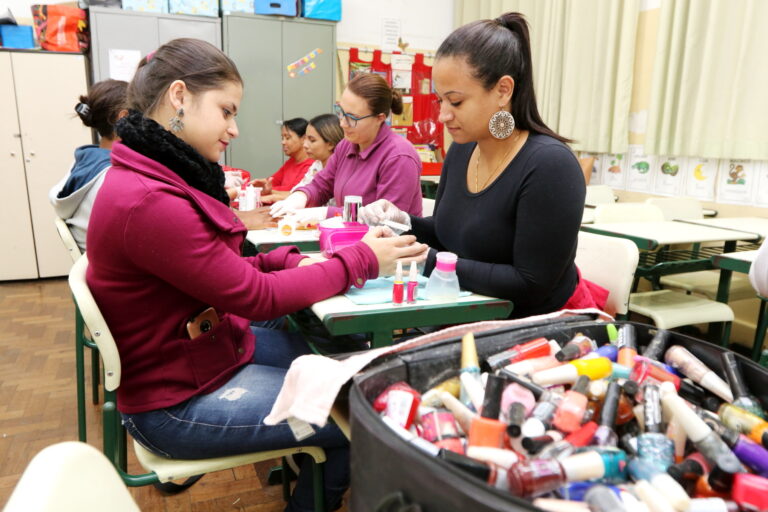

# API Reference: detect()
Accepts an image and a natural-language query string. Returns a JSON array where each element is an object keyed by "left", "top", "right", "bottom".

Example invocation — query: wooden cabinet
[{"left": 0, "top": 50, "right": 91, "bottom": 280}]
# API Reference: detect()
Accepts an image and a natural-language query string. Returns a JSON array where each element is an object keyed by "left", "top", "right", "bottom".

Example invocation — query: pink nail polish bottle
[
  {"left": 406, "top": 261, "right": 418, "bottom": 304},
  {"left": 553, "top": 375, "right": 590, "bottom": 433}
]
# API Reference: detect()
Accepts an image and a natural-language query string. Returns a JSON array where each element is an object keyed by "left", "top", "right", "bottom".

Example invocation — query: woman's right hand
[
  {"left": 270, "top": 191, "right": 308, "bottom": 218},
  {"left": 361, "top": 226, "right": 429, "bottom": 276}
]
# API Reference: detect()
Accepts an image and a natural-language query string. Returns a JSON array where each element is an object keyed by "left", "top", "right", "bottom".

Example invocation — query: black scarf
[{"left": 115, "top": 110, "right": 230, "bottom": 205}]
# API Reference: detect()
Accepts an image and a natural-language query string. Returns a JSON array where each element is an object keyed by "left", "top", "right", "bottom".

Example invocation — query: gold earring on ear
[
  {"left": 489, "top": 107, "right": 515, "bottom": 139},
  {"left": 169, "top": 108, "right": 184, "bottom": 133}
]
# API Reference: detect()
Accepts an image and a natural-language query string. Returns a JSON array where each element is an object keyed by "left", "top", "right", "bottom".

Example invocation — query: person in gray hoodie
[{"left": 49, "top": 79, "right": 128, "bottom": 252}]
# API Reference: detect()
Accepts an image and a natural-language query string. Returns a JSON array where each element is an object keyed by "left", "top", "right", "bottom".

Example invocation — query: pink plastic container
[{"left": 318, "top": 221, "right": 369, "bottom": 258}]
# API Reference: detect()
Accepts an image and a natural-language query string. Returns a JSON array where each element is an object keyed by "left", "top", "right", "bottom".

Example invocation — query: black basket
[{"left": 349, "top": 317, "right": 768, "bottom": 512}]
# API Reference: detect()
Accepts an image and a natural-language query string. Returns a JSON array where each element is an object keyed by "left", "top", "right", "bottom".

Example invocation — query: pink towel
[{"left": 264, "top": 308, "right": 613, "bottom": 428}]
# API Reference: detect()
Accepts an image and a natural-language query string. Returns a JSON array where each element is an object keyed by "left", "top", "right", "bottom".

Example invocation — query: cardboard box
[
  {"left": 121, "top": 0, "right": 169, "bottom": 13},
  {"left": 221, "top": 0, "right": 252, "bottom": 14}
]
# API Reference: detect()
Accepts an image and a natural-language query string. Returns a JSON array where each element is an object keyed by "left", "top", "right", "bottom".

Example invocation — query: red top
[
  {"left": 86, "top": 143, "right": 377, "bottom": 413},
  {"left": 270, "top": 157, "right": 314, "bottom": 191}
]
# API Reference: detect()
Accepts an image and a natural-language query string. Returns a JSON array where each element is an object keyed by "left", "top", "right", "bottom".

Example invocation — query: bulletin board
[{"left": 347, "top": 47, "right": 443, "bottom": 152}]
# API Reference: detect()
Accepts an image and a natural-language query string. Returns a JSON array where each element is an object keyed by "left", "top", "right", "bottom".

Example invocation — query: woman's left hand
[{"left": 234, "top": 207, "right": 278, "bottom": 230}]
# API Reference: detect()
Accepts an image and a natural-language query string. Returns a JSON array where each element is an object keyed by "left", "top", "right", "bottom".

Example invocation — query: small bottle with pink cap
[{"left": 425, "top": 251, "right": 460, "bottom": 301}]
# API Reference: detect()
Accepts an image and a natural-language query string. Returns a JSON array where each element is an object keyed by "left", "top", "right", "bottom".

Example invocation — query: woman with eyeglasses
[{"left": 270, "top": 73, "right": 423, "bottom": 219}]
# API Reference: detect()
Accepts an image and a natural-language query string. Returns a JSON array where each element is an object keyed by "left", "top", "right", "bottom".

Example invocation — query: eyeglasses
[{"left": 333, "top": 103, "right": 376, "bottom": 128}]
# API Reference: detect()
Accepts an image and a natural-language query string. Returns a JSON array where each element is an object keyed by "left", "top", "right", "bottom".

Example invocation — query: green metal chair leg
[
  {"left": 752, "top": 297, "right": 768, "bottom": 362},
  {"left": 719, "top": 321, "right": 732, "bottom": 349},
  {"left": 312, "top": 457, "right": 325, "bottom": 512},
  {"left": 90, "top": 345, "right": 100, "bottom": 405},
  {"left": 75, "top": 310, "right": 87, "bottom": 442}
]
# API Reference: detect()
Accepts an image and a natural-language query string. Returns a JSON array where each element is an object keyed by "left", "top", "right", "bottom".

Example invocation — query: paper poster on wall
[
  {"left": 751, "top": 161, "right": 768, "bottom": 207},
  {"left": 601, "top": 153, "right": 627, "bottom": 190},
  {"left": 581, "top": 152, "right": 602, "bottom": 185},
  {"left": 381, "top": 18, "right": 401, "bottom": 52},
  {"left": 391, "top": 54, "right": 413, "bottom": 91},
  {"left": 108, "top": 49, "right": 142, "bottom": 81},
  {"left": 716, "top": 159, "right": 756, "bottom": 205},
  {"left": 652, "top": 156, "right": 686, "bottom": 197},
  {"left": 626, "top": 146, "right": 656, "bottom": 192},
  {"left": 684, "top": 157, "right": 717, "bottom": 201}
]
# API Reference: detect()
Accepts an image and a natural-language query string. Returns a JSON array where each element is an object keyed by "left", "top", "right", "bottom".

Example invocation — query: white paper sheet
[
  {"left": 626, "top": 145, "right": 656, "bottom": 192},
  {"left": 108, "top": 49, "right": 142, "bottom": 82},
  {"left": 601, "top": 153, "right": 628, "bottom": 190},
  {"left": 684, "top": 157, "right": 718, "bottom": 201},
  {"left": 716, "top": 159, "right": 756, "bottom": 205},
  {"left": 652, "top": 156, "right": 686, "bottom": 197}
]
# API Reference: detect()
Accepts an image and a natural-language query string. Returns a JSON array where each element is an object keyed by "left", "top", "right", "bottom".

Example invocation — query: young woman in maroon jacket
[{"left": 86, "top": 38, "right": 426, "bottom": 511}]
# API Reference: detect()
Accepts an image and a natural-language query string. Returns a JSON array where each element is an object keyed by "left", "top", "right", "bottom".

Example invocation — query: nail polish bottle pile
[{"left": 373, "top": 325, "right": 768, "bottom": 512}]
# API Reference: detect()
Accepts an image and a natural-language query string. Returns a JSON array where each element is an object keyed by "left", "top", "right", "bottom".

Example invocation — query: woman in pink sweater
[{"left": 86, "top": 38, "right": 426, "bottom": 511}]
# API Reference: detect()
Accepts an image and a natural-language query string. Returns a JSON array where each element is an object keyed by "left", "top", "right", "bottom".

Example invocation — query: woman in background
[
  {"left": 270, "top": 73, "right": 423, "bottom": 219},
  {"left": 255, "top": 117, "right": 314, "bottom": 202},
  {"left": 49, "top": 79, "right": 128, "bottom": 251}
]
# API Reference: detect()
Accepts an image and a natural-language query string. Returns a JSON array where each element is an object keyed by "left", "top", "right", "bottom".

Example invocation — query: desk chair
[
  {"left": 5, "top": 442, "right": 139, "bottom": 512},
  {"left": 422, "top": 197, "right": 435, "bottom": 217},
  {"left": 575, "top": 231, "right": 638, "bottom": 318},
  {"left": 584, "top": 185, "right": 617, "bottom": 207},
  {"left": 644, "top": 198, "right": 755, "bottom": 302},
  {"left": 581, "top": 207, "right": 735, "bottom": 345},
  {"left": 54, "top": 217, "right": 99, "bottom": 442},
  {"left": 67, "top": 255, "right": 327, "bottom": 510}
]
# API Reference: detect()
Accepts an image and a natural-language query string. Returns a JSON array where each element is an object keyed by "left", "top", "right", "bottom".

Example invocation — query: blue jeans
[{"left": 122, "top": 326, "right": 348, "bottom": 511}]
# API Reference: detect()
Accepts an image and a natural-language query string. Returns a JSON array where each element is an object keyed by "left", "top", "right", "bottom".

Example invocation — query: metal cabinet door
[
  {"left": 158, "top": 16, "right": 221, "bottom": 48},
  {"left": 282, "top": 19, "right": 336, "bottom": 122},
  {"left": 224, "top": 14, "right": 284, "bottom": 178},
  {"left": 89, "top": 8, "right": 159, "bottom": 83},
  {"left": 12, "top": 52, "right": 91, "bottom": 278},
  {"left": 0, "top": 52, "right": 38, "bottom": 280}
]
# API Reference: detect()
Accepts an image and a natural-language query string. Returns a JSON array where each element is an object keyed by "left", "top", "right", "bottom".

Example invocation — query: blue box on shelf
[
  {"left": 301, "top": 0, "right": 340, "bottom": 21},
  {"left": 255, "top": 0, "right": 296, "bottom": 16},
  {"left": 121, "top": 0, "right": 169, "bottom": 13},
  {"left": 0, "top": 25, "right": 35, "bottom": 49}
]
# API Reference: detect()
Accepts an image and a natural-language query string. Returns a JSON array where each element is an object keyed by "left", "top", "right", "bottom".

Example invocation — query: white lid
[
  {"left": 532, "top": 364, "right": 578, "bottom": 386},
  {"left": 660, "top": 390, "right": 711, "bottom": 442},
  {"left": 548, "top": 339, "right": 562, "bottom": 355},
  {"left": 633, "top": 480, "right": 677, "bottom": 512},
  {"left": 532, "top": 499, "right": 590, "bottom": 512},
  {"left": 561, "top": 451, "right": 605, "bottom": 481},
  {"left": 460, "top": 372, "right": 485, "bottom": 412},
  {"left": 466, "top": 446, "right": 519, "bottom": 469},
  {"left": 619, "top": 490, "right": 650, "bottom": 512},
  {"left": 650, "top": 472, "right": 691, "bottom": 511},
  {"left": 699, "top": 372, "right": 734, "bottom": 402},
  {"left": 521, "top": 417, "right": 546, "bottom": 438},
  {"left": 685, "top": 498, "right": 729, "bottom": 512}
]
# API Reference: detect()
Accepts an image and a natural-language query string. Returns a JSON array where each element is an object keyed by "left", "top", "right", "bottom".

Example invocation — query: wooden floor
[{"left": 0, "top": 277, "right": 348, "bottom": 511}]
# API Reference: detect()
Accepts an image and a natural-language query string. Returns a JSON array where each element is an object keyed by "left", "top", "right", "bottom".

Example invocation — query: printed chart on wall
[
  {"left": 601, "top": 153, "right": 627, "bottom": 189},
  {"left": 684, "top": 158, "right": 717, "bottom": 201},
  {"left": 716, "top": 159, "right": 756, "bottom": 205},
  {"left": 627, "top": 146, "right": 656, "bottom": 192},
  {"left": 653, "top": 156, "right": 686, "bottom": 197},
  {"left": 108, "top": 48, "right": 141, "bottom": 81}
]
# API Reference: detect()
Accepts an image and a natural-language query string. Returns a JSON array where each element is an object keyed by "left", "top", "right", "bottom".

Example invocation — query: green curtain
[
  {"left": 453, "top": 0, "right": 638, "bottom": 154},
  {"left": 645, "top": 0, "right": 768, "bottom": 159}
]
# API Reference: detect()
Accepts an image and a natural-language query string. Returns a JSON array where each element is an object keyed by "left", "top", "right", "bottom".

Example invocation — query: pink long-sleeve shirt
[
  {"left": 86, "top": 143, "right": 378, "bottom": 414},
  {"left": 296, "top": 123, "right": 423, "bottom": 217}
]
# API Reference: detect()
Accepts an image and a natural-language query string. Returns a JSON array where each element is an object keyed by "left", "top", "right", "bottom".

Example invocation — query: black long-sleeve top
[{"left": 411, "top": 133, "right": 585, "bottom": 318}]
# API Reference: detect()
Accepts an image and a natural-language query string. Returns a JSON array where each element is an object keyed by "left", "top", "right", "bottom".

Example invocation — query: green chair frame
[{"left": 68, "top": 254, "right": 326, "bottom": 510}]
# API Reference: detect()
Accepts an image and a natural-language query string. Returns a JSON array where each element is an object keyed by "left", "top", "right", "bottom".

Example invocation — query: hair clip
[
  {"left": 146, "top": 50, "right": 156, "bottom": 62},
  {"left": 75, "top": 102, "right": 90, "bottom": 116}
]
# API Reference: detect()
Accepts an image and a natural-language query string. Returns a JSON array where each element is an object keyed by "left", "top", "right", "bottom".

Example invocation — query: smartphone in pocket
[{"left": 186, "top": 307, "right": 220, "bottom": 339}]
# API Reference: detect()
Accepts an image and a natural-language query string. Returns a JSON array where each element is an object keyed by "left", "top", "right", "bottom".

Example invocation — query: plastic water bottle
[{"left": 425, "top": 252, "right": 460, "bottom": 300}]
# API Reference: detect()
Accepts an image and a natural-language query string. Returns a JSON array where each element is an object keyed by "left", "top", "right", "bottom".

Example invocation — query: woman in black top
[{"left": 360, "top": 12, "right": 599, "bottom": 318}]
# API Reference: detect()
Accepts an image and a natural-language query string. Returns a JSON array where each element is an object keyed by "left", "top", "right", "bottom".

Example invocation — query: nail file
[{"left": 381, "top": 219, "right": 410, "bottom": 234}]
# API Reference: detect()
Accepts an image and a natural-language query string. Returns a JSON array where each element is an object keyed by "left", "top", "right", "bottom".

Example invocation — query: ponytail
[{"left": 436, "top": 12, "right": 571, "bottom": 144}]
